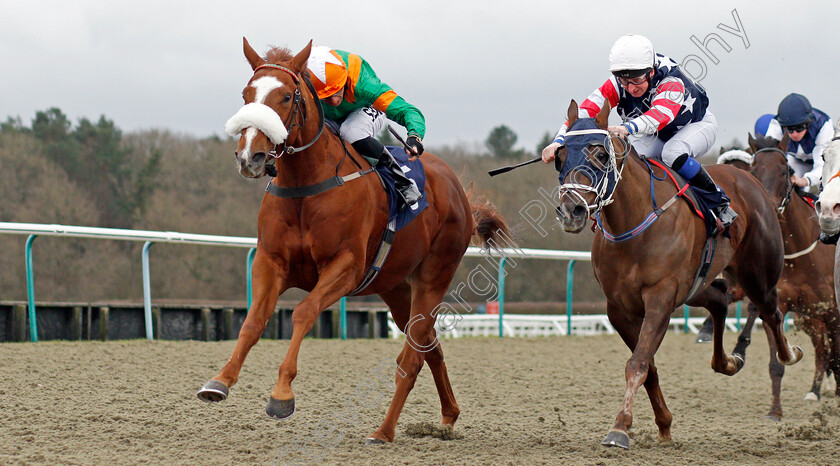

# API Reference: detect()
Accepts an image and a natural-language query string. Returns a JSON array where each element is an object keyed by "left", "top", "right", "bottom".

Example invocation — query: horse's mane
[{"left": 265, "top": 46, "right": 294, "bottom": 64}]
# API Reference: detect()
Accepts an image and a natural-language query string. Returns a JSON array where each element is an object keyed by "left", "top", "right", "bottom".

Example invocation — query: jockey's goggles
[
  {"left": 617, "top": 75, "right": 648, "bottom": 87},
  {"left": 783, "top": 122, "right": 809, "bottom": 133}
]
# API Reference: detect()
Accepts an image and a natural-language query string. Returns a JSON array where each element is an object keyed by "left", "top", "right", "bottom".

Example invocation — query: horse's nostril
[
  {"left": 555, "top": 206, "right": 566, "bottom": 219},
  {"left": 833, "top": 204, "right": 840, "bottom": 216},
  {"left": 252, "top": 152, "right": 266, "bottom": 164},
  {"left": 573, "top": 205, "right": 587, "bottom": 218}
]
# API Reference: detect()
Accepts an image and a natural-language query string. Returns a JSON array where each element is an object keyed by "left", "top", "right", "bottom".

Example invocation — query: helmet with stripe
[{"left": 307, "top": 46, "right": 348, "bottom": 99}]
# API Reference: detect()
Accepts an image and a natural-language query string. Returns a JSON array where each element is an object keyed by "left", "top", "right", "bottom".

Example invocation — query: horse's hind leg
[
  {"left": 732, "top": 303, "right": 759, "bottom": 363},
  {"left": 743, "top": 288, "right": 803, "bottom": 366},
  {"left": 691, "top": 283, "right": 743, "bottom": 375},
  {"left": 198, "top": 250, "right": 288, "bottom": 402},
  {"left": 368, "top": 286, "right": 446, "bottom": 444},
  {"left": 382, "top": 281, "right": 460, "bottom": 428}
]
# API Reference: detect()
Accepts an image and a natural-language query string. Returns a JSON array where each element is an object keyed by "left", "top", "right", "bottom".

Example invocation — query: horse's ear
[
  {"left": 779, "top": 132, "right": 790, "bottom": 152},
  {"left": 595, "top": 101, "right": 611, "bottom": 129},
  {"left": 243, "top": 37, "right": 264, "bottom": 70},
  {"left": 747, "top": 132, "right": 758, "bottom": 152},
  {"left": 292, "top": 40, "right": 313, "bottom": 74},
  {"left": 567, "top": 100, "right": 579, "bottom": 127},
  {"left": 719, "top": 146, "right": 726, "bottom": 155}
]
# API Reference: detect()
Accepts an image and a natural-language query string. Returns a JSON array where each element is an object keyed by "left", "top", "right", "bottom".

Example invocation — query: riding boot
[
  {"left": 351, "top": 136, "right": 421, "bottom": 207},
  {"left": 688, "top": 165, "right": 738, "bottom": 227},
  {"left": 379, "top": 148, "right": 422, "bottom": 206}
]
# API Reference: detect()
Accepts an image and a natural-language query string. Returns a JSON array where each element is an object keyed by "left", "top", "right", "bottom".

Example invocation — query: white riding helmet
[{"left": 609, "top": 35, "right": 655, "bottom": 77}]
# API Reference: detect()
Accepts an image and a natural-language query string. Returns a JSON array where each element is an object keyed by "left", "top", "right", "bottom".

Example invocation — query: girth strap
[
  {"left": 348, "top": 218, "right": 397, "bottom": 296},
  {"left": 265, "top": 168, "right": 375, "bottom": 198}
]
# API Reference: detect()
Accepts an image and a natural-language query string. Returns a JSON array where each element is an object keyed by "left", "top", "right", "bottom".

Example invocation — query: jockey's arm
[
  {"left": 804, "top": 119, "right": 834, "bottom": 187},
  {"left": 620, "top": 78, "right": 684, "bottom": 136}
]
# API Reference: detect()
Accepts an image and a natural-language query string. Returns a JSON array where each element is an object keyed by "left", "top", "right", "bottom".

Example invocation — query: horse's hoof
[
  {"left": 265, "top": 397, "right": 295, "bottom": 419},
  {"left": 803, "top": 392, "right": 820, "bottom": 402},
  {"left": 197, "top": 379, "right": 229, "bottom": 402},
  {"left": 365, "top": 437, "right": 386, "bottom": 445},
  {"left": 601, "top": 430, "right": 630, "bottom": 449},
  {"left": 778, "top": 346, "right": 804, "bottom": 366},
  {"left": 732, "top": 353, "right": 745, "bottom": 373},
  {"left": 765, "top": 414, "right": 781, "bottom": 422},
  {"left": 695, "top": 332, "right": 713, "bottom": 343}
]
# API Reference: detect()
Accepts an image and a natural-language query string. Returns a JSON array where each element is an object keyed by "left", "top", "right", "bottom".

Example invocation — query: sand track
[{"left": 1, "top": 331, "right": 838, "bottom": 465}]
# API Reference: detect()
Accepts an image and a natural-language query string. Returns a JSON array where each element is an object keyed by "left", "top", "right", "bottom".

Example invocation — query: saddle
[{"left": 645, "top": 159, "right": 729, "bottom": 239}]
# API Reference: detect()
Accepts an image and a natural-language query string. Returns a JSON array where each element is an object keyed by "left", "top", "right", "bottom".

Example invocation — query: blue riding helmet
[
  {"left": 754, "top": 113, "right": 774, "bottom": 137},
  {"left": 776, "top": 93, "right": 813, "bottom": 127}
]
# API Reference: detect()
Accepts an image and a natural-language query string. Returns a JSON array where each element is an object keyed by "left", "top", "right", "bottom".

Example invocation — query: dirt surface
[{"left": 1, "top": 330, "right": 838, "bottom": 465}]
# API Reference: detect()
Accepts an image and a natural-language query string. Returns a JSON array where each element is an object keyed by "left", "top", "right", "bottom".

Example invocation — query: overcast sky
[{"left": 1, "top": 1, "right": 836, "bottom": 154}]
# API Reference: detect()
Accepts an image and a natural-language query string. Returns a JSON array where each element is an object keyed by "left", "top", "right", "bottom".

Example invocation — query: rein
[
  {"left": 753, "top": 147, "right": 794, "bottom": 214},
  {"left": 594, "top": 158, "right": 690, "bottom": 243}
]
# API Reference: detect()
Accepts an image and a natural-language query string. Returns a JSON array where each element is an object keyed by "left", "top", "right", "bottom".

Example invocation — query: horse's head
[
  {"left": 225, "top": 38, "right": 317, "bottom": 178},
  {"left": 748, "top": 132, "right": 793, "bottom": 212},
  {"left": 554, "top": 100, "right": 628, "bottom": 233},
  {"left": 816, "top": 123, "right": 840, "bottom": 235}
]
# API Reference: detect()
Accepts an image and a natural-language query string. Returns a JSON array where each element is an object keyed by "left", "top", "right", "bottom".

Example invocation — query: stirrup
[
  {"left": 397, "top": 179, "right": 422, "bottom": 207},
  {"left": 716, "top": 204, "right": 737, "bottom": 227}
]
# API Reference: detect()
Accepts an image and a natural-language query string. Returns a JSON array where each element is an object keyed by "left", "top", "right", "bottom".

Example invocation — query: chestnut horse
[
  {"left": 197, "top": 39, "right": 509, "bottom": 444},
  {"left": 554, "top": 100, "right": 802, "bottom": 449}
]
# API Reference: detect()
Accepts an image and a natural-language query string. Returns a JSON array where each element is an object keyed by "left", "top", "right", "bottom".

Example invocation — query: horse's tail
[{"left": 467, "top": 185, "right": 513, "bottom": 250}]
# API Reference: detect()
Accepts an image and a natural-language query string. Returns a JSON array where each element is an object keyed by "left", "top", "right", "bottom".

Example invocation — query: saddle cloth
[{"left": 376, "top": 146, "right": 429, "bottom": 231}]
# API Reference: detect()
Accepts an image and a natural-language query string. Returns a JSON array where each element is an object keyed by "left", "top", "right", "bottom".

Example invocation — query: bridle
[
  {"left": 753, "top": 146, "right": 795, "bottom": 214},
  {"left": 252, "top": 63, "right": 325, "bottom": 157},
  {"left": 558, "top": 128, "right": 625, "bottom": 217}
]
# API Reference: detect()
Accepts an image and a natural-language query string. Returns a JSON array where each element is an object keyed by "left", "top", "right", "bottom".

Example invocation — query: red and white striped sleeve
[
  {"left": 553, "top": 78, "right": 620, "bottom": 140},
  {"left": 623, "top": 77, "right": 685, "bottom": 135}
]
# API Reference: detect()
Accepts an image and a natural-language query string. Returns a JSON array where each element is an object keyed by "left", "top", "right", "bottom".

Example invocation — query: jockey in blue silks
[{"left": 764, "top": 93, "right": 835, "bottom": 192}]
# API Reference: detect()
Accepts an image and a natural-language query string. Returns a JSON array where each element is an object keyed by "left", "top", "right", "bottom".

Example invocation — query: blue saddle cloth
[{"left": 375, "top": 146, "right": 429, "bottom": 231}]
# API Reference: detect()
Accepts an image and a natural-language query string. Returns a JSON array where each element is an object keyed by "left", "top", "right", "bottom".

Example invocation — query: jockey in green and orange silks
[{"left": 308, "top": 46, "right": 424, "bottom": 206}]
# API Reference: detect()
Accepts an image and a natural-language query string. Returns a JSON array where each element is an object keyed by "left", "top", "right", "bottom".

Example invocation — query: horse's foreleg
[
  {"left": 267, "top": 252, "right": 358, "bottom": 419},
  {"left": 762, "top": 325, "right": 784, "bottom": 421},
  {"left": 603, "top": 289, "right": 672, "bottom": 450},
  {"left": 800, "top": 316, "right": 828, "bottom": 401},
  {"left": 198, "top": 251, "right": 287, "bottom": 403}
]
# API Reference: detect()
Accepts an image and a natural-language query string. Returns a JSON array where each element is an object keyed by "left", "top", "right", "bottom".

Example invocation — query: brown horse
[
  {"left": 554, "top": 100, "right": 802, "bottom": 449},
  {"left": 745, "top": 133, "right": 840, "bottom": 412},
  {"left": 699, "top": 142, "right": 837, "bottom": 408},
  {"left": 197, "top": 39, "right": 509, "bottom": 444}
]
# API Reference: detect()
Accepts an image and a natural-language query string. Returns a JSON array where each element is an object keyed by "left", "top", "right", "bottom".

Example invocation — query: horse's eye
[{"left": 282, "top": 93, "right": 292, "bottom": 103}]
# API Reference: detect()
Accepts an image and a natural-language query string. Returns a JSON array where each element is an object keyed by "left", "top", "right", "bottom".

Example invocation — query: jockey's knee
[{"left": 351, "top": 136, "right": 386, "bottom": 161}]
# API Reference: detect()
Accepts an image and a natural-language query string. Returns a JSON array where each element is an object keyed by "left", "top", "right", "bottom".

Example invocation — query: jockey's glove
[{"left": 406, "top": 135, "right": 424, "bottom": 156}]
